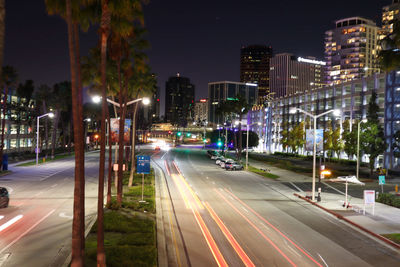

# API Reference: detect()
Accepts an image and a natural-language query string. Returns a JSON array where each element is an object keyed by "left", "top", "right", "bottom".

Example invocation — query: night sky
[{"left": 4, "top": 0, "right": 391, "bottom": 114}]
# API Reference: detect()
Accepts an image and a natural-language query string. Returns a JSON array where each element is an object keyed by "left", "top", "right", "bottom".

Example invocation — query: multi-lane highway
[
  {"left": 0, "top": 152, "right": 100, "bottom": 267},
  {"left": 156, "top": 147, "right": 400, "bottom": 266}
]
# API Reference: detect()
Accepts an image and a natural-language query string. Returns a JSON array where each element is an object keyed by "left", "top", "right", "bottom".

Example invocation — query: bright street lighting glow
[
  {"left": 142, "top": 97, "right": 150, "bottom": 105},
  {"left": 289, "top": 108, "right": 297, "bottom": 114},
  {"left": 48, "top": 112, "right": 55, "bottom": 118},
  {"left": 92, "top": 95, "right": 101, "bottom": 103},
  {"left": 333, "top": 109, "right": 341, "bottom": 116}
]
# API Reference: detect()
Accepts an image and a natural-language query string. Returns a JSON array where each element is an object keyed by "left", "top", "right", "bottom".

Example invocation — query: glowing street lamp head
[
  {"left": 333, "top": 109, "right": 341, "bottom": 117},
  {"left": 92, "top": 95, "right": 101, "bottom": 103},
  {"left": 142, "top": 97, "right": 150, "bottom": 105},
  {"left": 289, "top": 108, "right": 297, "bottom": 114},
  {"left": 48, "top": 112, "right": 55, "bottom": 118}
]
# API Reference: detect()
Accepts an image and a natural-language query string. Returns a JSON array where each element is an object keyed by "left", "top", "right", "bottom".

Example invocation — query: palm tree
[
  {"left": 45, "top": 0, "right": 91, "bottom": 264},
  {"left": 0, "top": 0, "right": 4, "bottom": 82},
  {"left": 0, "top": 66, "right": 18, "bottom": 169}
]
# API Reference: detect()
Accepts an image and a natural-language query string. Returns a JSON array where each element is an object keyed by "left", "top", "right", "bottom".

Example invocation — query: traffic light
[
  {"left": 186, "top": 132, "right": 191, "bottom": 137},
  {"left": 203, "top": 138, "right": 207, "bottom": 143},
  {"left": 217, "top": 139, "right": 222, "bottom": 147},
  {"left": 177, "top": 132, "right": 182, "bottom": 137}
]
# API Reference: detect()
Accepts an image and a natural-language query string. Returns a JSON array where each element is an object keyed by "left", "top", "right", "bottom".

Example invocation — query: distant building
[
  {"left": 194, "top": 99, "right": 208, "bottom": 123},
  {"left": 208, "top": 81, "right": 258, "bottom": 125},
  {"left": 269, "top": 53, "right": 325, "bottom": 98},
  {"left": 165, "top": 73, "right": 195, "bottom": 127},
  {"left": 382, "top": 0, "right": 400, "bottom": 35},
  {"left": 324, "top": 17, "right": 381, "bottom": 85},
  {"left": 240, "top": 45, "right": 273, "bottom": 104}
]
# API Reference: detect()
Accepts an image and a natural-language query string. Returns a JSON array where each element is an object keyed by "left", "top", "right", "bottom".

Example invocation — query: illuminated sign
[
  {"left": 245, "top": 83, "right": 258, "bottom": 86},
  {"left": 297, "top": 57, "right": 326, "bottom": 66},
  {"left": 330, "top": 70, "right": 340, "bottom": 76},
  {"left": 200, "top": 99, "right": 207, "bottom": 103}
]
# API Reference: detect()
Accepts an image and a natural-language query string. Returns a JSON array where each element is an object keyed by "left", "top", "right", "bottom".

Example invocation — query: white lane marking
[
  {"left": 59, "top": 212, "right": 73, "bottom": 219},
  {"left": 318, "top": 253, "right": 329, "bottom": 267},
  {"left": 322, "top": 182, "right": 345, "bottom": 195},
  {"left": 0, "top": 215, "right": 23, "bottom": 232},
  {"left": 289, "top": 182, "right": 303, "bottom": 192},
  {"left": 51, "top": 184, "right": 58, "bottom": 188},
  {"left": 161, "top": 152, "right": 167, "bottom": 160},
  {"left": 33, "top": 191, "right": 43, "bottom": 197},
  {"left": 0, "top": 253, "right": 10, "bottom": 266},
  {"left": 40, "top": 169, "right": 66, "bottom": 181},
  {"left": 242, "top": 207, "right": 248, "bottom": 213},
  {"left": 0, "top": 216, "right": 3, "bottom": 220},
  {"left": 285, "top": 239, "right": 302, "bottom": 257},
  {"left": 0, "top": 209, "right": 55, "bottom": 254}
]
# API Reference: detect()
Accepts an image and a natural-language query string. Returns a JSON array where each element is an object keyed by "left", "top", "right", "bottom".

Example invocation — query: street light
[
  {"left": 357, "top": 118, "right": 368, "bottom": 180},
  {"left": 92, "top": 95, "right": 150, "bottom": 108},
  {"left": 289, "top": 107, "right": 341, "bottom": 201},
  {"left": 245, "top": 122, "right": 261, "bottom": 170},
  {"left": 36, "top": 112, "right": 54, "bottom": 166}
]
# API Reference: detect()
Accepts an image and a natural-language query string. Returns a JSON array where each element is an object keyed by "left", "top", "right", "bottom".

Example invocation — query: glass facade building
[{"left": 208, "top": 81, "right": 258, "bottom": 125}]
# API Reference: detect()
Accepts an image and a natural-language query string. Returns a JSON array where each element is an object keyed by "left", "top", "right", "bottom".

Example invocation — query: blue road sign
[
  {"left": 379, "top": 175, "right": 386, "bottom": 185},
  {"left": 137, "top": 155, "right": 150, "bottom": 174}
]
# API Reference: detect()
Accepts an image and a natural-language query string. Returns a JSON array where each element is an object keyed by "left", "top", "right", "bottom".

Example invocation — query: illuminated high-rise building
[
  {"left": 240, "top": 45, "right": 273, "bottom": 104},
  {"left": 382, "top": 0, "right": 400, "bottom": 35},
  {"left": 269, "top": 53, "right": 325, "bottom": 98},
  {"left": 324, "top": 17, "right": 381, "bottom": 85}
]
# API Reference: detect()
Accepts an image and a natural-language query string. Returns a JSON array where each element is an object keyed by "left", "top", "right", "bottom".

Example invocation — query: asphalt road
[
  {"left": 156, "top": 146, "right": 400, "bottom": 267},
  {"left": 0, "top": 151, "right": 101, "bottom": 267}
]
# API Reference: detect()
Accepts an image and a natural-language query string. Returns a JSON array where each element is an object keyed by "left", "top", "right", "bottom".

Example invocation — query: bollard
[
  {"left": 43, "top": 157, "right": 46, "bottom": 163},
  {"left": 317, "top": 187, "right": 321, "bottom": 202}
]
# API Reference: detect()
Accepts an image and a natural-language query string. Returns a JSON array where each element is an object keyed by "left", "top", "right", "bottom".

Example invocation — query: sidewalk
[{"left": 246, "top": 154, "right": 400, "bottom": 248}]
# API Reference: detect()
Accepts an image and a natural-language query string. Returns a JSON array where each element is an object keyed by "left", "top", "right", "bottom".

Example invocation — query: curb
[
  {"left": 152, "top": 161, "right": 168, "bottom": 267},
  {"left": 293, "top": 193, "right": 400, "bottom": 250}
]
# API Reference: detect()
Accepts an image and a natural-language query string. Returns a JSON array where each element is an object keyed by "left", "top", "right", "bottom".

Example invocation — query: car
[
  {"left": 154, "top": 146, "right": 161, "bottom": 151},
  {"left": 215, "top": 156, "right": 225, "bottom": 165},
  {"left": 0, "top": 187, "right": 9, "bottom": 208},
  {"left": 220, "top": 159, "right": 235, "bottom": 168},
  {"left": 225, "top": 162, "right": 244, "bottom": 171},
  {"left": 211, "top": 154, "right": 221, "bottom": 160}
]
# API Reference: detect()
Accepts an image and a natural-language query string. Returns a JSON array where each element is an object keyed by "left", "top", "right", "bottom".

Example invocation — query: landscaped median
[
  {"left": 15, "top": 153, "right": 75, "bottom": 166},
  {"left": 84, "top": 168, "right": 157, "bottom": 266},
  {"left": 247, "top": 165, "right": 279, "bottom": 179}
]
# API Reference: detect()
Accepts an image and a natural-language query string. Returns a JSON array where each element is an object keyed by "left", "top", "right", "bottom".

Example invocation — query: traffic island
[
  {"left": 84, "top": 169, "right": 157, "bottom": 266},
  {"left": 247, "top": 165, "right": 280, "bottom": 179}
]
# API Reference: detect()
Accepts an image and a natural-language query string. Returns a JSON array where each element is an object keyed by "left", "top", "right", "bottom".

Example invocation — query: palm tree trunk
[
  {"left": 96, "top": 2, "right": 110, "bottom": 264},
  {"left": 66, "top": 0, "right": 84, "bottom": 266},
  {"left": 73, "top": 21, "right": 85, "bottom": 260},
  {"left": 0, "top": 0, "right": 4, "bottom": 169},
  {"left": 128, "top": 102, "right": 139, "bottom": 186}
]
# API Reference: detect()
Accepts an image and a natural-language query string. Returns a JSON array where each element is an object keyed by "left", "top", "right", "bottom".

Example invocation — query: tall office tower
[
  {"left": 194, "top": 99, "right": 208, "bottom": 123},
  {"left": 382, "top": 0, "right": 400, "bottom": 35},
  {"left": 269, "top": 53, "right": 325, "bottom": 98},
  {"left": 324, "top": 17, "right": 381, "bottom": 85},
  {"left": 165, "top": 73, "right": 195, "bottom": 127},
  {"left": 240, "top": 45, "right": 273, "bottom": 104}
]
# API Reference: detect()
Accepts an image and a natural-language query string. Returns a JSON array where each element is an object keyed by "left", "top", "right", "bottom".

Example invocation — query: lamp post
[
  {"left": 36, "top": 112, "right": 54, "bottom": 166},
  {"left": 202, "top": 120, "right": 208, "bottom": 149},
  {"left": 235, "top": 120, "right": 261, "bottom": 170},
  {"left": 357, "top": 119, "right": 368, "bottom": 180},
  {"left": 289, "top": 107, "right": 341, "bottom": 201}
]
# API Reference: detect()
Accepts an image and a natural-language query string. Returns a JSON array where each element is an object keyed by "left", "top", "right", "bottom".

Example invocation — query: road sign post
[
  {"left": 137, "top": 156, "right": 151, "bottom": 202},
  {"left": 379, "top": 175, "right": 385, "bottom": 193},
  {"left": 363, "top": 190, "right": 375, "bottom": 215}
]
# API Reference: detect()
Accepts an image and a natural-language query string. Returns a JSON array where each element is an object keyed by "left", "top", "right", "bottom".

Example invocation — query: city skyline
[{"left": 4, "top": 1, "right": 391, "bottom": 111}]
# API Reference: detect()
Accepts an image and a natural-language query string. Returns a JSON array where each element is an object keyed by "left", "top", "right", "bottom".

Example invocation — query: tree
[
  {"left": 15, "top": 80, "right": 35, "bottom": 153},
  {"left": 323, "top": 120, "right": 334, "bottom": 159},
  {"left": 34, "top": 85, "right": 52, "bottom": 154},
  {"left": 0, "top": 66, "right": 18, "bottom": 169},
  {"left": 332, "top": 127, "right": 344, "bottom": 159},
  {"left": 361, "top": 91, "right": 387, "bottom": 175},
  {"left": 45, "top": 1, "right": 89, "bottom": 264},
  {"left": 280, "top": 122, "right": 290, "bottom": 153},
  {"left": 342, "top": 119, "right": 357, "bottom": 160},
  {"left": 289, "top": 122, "right": 305, "bottom": 154}
]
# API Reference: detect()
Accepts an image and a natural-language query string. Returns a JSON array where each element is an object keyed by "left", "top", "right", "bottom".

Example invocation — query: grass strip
[
  {"left": 247, "top": 165, "right": 280, "bottom": 179},
  {"left": 84, "top": 167, "right": 157, "bottom": 267},
  {"left": 16, "top": 153, "right": 74, "bottom": 166},
  {"left": 382, "top": 233, "right": 400, "bottom": 244}
]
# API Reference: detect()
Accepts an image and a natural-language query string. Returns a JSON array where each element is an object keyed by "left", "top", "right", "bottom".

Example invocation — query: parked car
[
  {"left": 220, "top": 159, "right": 235, "bottom": 168},
  {"left": 0, "top": 187, "right": 9, "bottom": 208},
  {"left": 215, "top": 156, "right": 225, "bottom": 165},
  {"left": 207, "top": 150, "right": 218, "bottom": 157},
  {"left": 211, "top": 153, "right": 221, "bottom": 160},
  {"left": 225, "top": 162, "right": 244, "bottom": 171}
]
